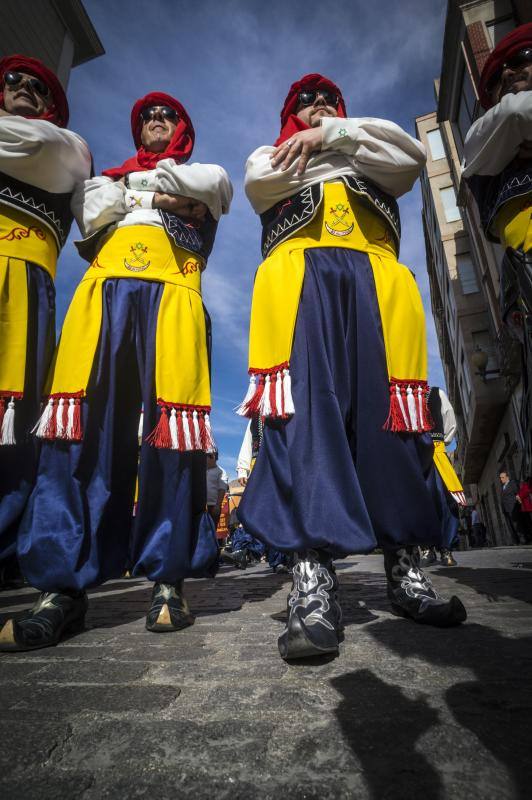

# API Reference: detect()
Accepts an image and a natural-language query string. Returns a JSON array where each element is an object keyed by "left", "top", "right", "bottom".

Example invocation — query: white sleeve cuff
[
  {"left": 127, "top": 170, "right": 157, "bottom": 191},
  {"left": 237, "top": 468, "right": 248, "bottom": 479},
  {"left": 321, "top": 117, "right": 358, "bottom": 154},
  {"left": 124, "top": 189, "right": 155, "bottom": 211}
]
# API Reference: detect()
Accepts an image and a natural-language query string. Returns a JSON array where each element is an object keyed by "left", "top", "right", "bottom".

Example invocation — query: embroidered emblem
[
  {"left": 128, "top": 195, "right": 143, "bottom": 209},
  {"left": 325, "top": 202, "right": 354, "bottom": 237},
  {"left": 0, "top": 225, "right": 46, "bottom": 242},
  {"left": 141, "top": 178, "right": 148, "bottom": 188},
  {"left": 124, "top": 242, "right": 151, "bottom": 272},
  {"left": 338, "top": 127, "right": 347, "bottom": 137}
]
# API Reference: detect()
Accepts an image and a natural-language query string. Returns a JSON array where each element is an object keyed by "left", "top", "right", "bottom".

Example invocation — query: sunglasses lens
[
  {"left": 32, "top": 79, "right": 49, "bottom": 97},
  {"left": 298, "top": 91, "right": 315, "bottom": 106},
  {"left": 4, "top": 71, "right": 21, "bottom": 87},
  {"left": 322, "top": 91, "right": 338, "bottom": 106},
  {"left": 161, "top": 106, "right": 178, "bottom": 121}
]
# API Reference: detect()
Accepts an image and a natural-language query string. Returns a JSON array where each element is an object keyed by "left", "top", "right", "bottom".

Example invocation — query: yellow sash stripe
[
  {"left": 433, "top": 440, "right": 464, "bottom": 494},
  {"left": 495, "top": 193, "right": 532, "bottom": 251}
]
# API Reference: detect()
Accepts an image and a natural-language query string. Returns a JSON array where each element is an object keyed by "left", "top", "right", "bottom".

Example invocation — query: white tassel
[
  {"left": 138, "top": 409, "right": 144, "bottom": 443},
  {"left": 169, "top": 408, "right": 178, "bottom": 449},
  {"left": 66, "top": 398, "right": 76, "bottom": 439},
  {"left": 55, "top": 398, "right": 65, "bottom": 438},
  {"left": 192, "top": 410, "right": 201, "bottom": 450},
  {"left": 259, "top": 373, "right": 272, "bottom": 417},
  {"left": 0, "top": 397, "right": 16, "bottom": 445},
  {"left": 182, "top": 410, "right": 192, "bottom": 450},
  {"left": 282, "top": 368, "right": 295, "bottom": 415},
  {"left": 33, "top": 397, "right": 54, "bottom": 438},
  {"left": 395, "top": 385, "right": 409, "bottom": 430},
  {"left": 275, "top": 371, "right": 282, "bottom": 417},
  {"left": 204, "top": 413, "right": 216, "bottom": 452},
  {"left": 235, "top": 374, "right": 257, "bottom": 416},
  {"left": 417, "top": 386, "right": 425, "bottom": 430},
  {"left": 406, "top": 386, "right": 418, "bottom": 431}
]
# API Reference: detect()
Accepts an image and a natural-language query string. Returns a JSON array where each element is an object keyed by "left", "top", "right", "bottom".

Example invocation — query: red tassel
[
  {"left": 71, "top": 399, "right": 83, "bottom": 441},
  {"left": 187, "top": 412, "right": 196, "bottom": 449},
  {"left": 198, "top": 412, "right": 208, "bottom": 450},
  {"left": 175, "top": 409, "right": 185, "bottom": 451},
  {"left": 0, "top": 398, "right": 5, "bottom": 431},
  {"left": 420, "top": 391, "right": 434, "bottom": 432},
  {"left": 244, "top": 376, "right": 264, "bottom": 417},
  {"left": 146, "top": 405, "right": 172, "bottom": 448},
  {"left": 61, "top": 399, "right": 69, "bottom": 436},
  {"left": 269, "top": 373, "right": 277, "bottom": 416},
  {"left": 384, "top": 385, "right": 403, "bottom": 431},
  {"left": 46, "top": 400, "right": 57, "bottom": 439}
]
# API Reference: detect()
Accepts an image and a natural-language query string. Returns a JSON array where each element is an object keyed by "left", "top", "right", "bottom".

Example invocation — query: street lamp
[{"left": 471, "top": 345, "right": 499, "bottom": 382}]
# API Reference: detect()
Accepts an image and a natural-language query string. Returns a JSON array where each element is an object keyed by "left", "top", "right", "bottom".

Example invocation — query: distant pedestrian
[
  {"left": 516, "top": 476, "right": 532, "bottom": 543},
  {"left": 471, "top": 505, "right": 487, "bottom": 548},
  {"left": 499, "top": 472, "right": 527, "bottom": 545},
  {"left": 207, "top": 452, "right": 228, "bottom": 529}
]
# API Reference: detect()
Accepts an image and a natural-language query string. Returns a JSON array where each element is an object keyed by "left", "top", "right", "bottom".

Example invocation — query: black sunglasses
[
  {"left": 3, "top": 71, "right": 50, "bottom": 98},
  {"left": 503, "top": 47, "right": 532, "bottom": 71},
  {"left": 140, "top": 105, "right": 179, "bottom": 123},
  {"left": 489, "top": 47, "right": 532, "bottom": 89},
  {"left": 298, "top": 89, "right": 339, "bottom": 108}
]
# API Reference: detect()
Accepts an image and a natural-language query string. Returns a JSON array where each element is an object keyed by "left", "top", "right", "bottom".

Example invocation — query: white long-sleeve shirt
[
  {"left": 82, "top": 159, "right": 233, "bottom": 238},
  {"left": 0, "top": 114, "right": 91, "bottom": 227},
  {"left": 245, "top": 116, "right": 426, "bottom": 214},
  {"left": 237, "top": 421, "right": 253, "bottom": 479},
  {"left": 438, "top": 388, "right": 457, "bottom": 446},
  {"left": 462, "top": 91, "right": 532, "bottom": 177}
]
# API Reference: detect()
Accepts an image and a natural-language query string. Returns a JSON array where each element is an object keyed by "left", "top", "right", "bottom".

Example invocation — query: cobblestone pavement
[{"left": 1, "top": 547, "right": 531, "bottom": 800}]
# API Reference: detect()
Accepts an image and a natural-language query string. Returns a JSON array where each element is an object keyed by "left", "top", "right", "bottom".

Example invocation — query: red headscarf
[
  {"left": 479, "top": 23, "right": 532, "bottom": 110},
  {"left": 275, "top": 73, "right": 347, "bottom": 146},
  {"left": 0, "top": 54, "right": 69, "bottom": 127},
  {"left": 102, "top": 92, "right": 195, "bottom": 179}
]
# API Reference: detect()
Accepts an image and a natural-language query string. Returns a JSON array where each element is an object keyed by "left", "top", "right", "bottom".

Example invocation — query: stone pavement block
[
  {"left": 26, "top": 661, "right": 150, "bottom": 684},
  {"left": 0, "top": 683, "right": 180, "bottom": 713},
  {"left": 1, "top": 772, "right": 94, "bottom": 800},
  {"left": 0, "top": 719, "right": 73, "bottom": 777}
]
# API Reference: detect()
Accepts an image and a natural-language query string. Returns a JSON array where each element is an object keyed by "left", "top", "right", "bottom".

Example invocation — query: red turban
[
  {"left": 479, "top": 23, "right": 532, "bottom": 109},
  {"left": 275, "top": 73, "right": 347, "bottom": 146},
  {"left": 103, "top": 92, "right": 195, "bottom": 179},
  {"left": 0, "top": 54, "right": 69, "bottom": 127}
]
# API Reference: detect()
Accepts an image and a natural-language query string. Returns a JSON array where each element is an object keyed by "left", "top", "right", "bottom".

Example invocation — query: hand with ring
[{"left": 270, "top": 128, "right": 323, "bottom": 175}]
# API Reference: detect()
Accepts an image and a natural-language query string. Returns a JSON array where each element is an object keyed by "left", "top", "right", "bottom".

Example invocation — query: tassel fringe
[
  {"left": 236, "top": 364, "right": 294, "bottom": 419},
  {"left": 451, "top": 491, "right": 467, "bottom": 506},
  {"left": 0, "top": 396, "right": 17, "bottom": 445},
  {"left": 383, "top": 379, "right": 433, "bottom": 434},
  {"left": 33, "top": 393, "right": 84, "bottom": 442},
  {"left": 146, "top": 402, "right": 215, "bottom": 452}
]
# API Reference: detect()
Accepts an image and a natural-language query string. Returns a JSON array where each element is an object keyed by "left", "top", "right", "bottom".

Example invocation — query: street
[{"left": 1, "top": 548, "right": 531, "bottom": 800}]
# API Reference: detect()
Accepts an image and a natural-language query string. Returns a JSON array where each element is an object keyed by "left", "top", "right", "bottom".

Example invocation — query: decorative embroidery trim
[
  {"left": 124, "top": 242, "right": 150, "bottom": 272},
  {"left": 262, "top": 185, "right": 318, "bottom": 257},
  {"left": 0, "top": 185, "right": 65, "bottom": 245},
  {"left": 338, "top": 127, "right": 348, "bottom": 137},
  {"left": 0, "top": 225, "right": 46, "bottom": 242}
]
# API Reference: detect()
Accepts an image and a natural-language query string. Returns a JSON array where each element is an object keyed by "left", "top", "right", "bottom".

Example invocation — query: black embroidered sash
[
  {"left": 0, "top": 169, "right": 73, "bottom": 249},
  {"left": 260, "top": 175, "right": 401, "bottom": 259},
  {"left": 466, "top": 162, "right": 532, "bottom": 242}
]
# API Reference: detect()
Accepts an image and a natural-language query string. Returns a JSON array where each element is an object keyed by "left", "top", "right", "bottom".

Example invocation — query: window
[
  {"left": 460, "top": 349, "right": 472, "bottom": 411},
  {"left": 426, "top": 128, "right": 445, "bottom": 161},
  {"left": 472, "top": 329, "right": 499, "bottom": 379},
  {"left": 455, "top": 61, "right": 477, "bottom": 154},
  {"left": 457, "top": 253, "right": 479, "bottom": 294},
  {"left": 440, "top": 186, "right": 461, "bottom": 223},
  {"left": 486, "top": 17, "right": 515, "bottom": 46}
]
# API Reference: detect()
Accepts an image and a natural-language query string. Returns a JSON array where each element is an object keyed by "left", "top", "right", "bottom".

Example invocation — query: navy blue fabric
[
  {"left": 238, "top": 247, "right": 442, "bottom": 555},
  {"left": 267, "top": 548, "right": 288, "bottom": 570},
  {"left": 0, "top": 263, "right": 55, "bottom": 565},
  {"left": 428, "top": 467, "right": 460, "bottom": 550},
  {"left": 230, "top": 526, "right": 265, "bottom": 559},
  {"left": 18, "top": 278, "right": 218, "bottom": 592}
]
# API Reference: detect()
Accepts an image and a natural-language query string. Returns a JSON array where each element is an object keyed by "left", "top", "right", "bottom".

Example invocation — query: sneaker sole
[
  {"left": 278, "top": 614, "right": 339, "bottom": 660},
  {"left": 390, "top": 596, "right": 467, "bottom": 627}
]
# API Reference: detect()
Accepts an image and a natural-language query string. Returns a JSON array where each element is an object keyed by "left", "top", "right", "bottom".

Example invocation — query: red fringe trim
[
  {"left": 71, "top": 399, "right": 83, "bottom": 441},
  {"left": 383, "top": 378, "right": 433, "bottom": 434},
  {"left": 36, "top": 392, "right": 85, "bottom": 441},
  {"left": 0, "top": 398, "right": 4, "bottom": 431},
  {"left": 146, "top": 403, "right": 214, "bottom": 452},
  {"left": 248, "top": 362, "right": 289, "bottom": 376}
]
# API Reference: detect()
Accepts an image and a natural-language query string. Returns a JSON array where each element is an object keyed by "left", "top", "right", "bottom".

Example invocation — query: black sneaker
[
  {"left": 274, "top": 564, "right": 291, "bottom": 575},
  {"left": 418, "top": 547, "right": 437, "bottom": 568},
  {"left": 278, "top": 550, "right": 342, "bottom": 660},
  {"left": 384, "top": 548, "right": 466, "bottom": 627},
  {"left": 0, "top": 591, "right": 87, "bottom": 652},
  {"left": 439, "top": 549, "right": 457, "bottom": 567},
  {"left": 146, "top": 582, "right": 195, "bottom": 632}
]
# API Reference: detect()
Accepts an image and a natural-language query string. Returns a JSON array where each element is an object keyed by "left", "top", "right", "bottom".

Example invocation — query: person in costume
[
  {"left": 419, "top": 387, "right": 466, "bottom": 568},
  {"left": 0, "top": 56, "right": 91, "bottom": 589},
  {"left": 463, "top": 23, "right": 532, "bottom": 477},
  {"left": 237, "top": 74, "right": 467, "bottom": 660},
  {"left": 0, "top": 92, "right": 232, "bottom": 651}
]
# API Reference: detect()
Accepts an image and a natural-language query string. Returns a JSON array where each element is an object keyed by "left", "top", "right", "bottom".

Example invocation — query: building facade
[
  {"left": 416, "top": 0, "right": 531, "bottom": 545},
  {"left": 0, "top": 0, "right": 104, "bottom": 86}
]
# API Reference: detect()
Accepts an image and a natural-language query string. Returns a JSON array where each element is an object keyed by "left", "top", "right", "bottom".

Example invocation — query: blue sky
[{"left": 58, "top": 0, "right": 448, "bottom": 479}]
